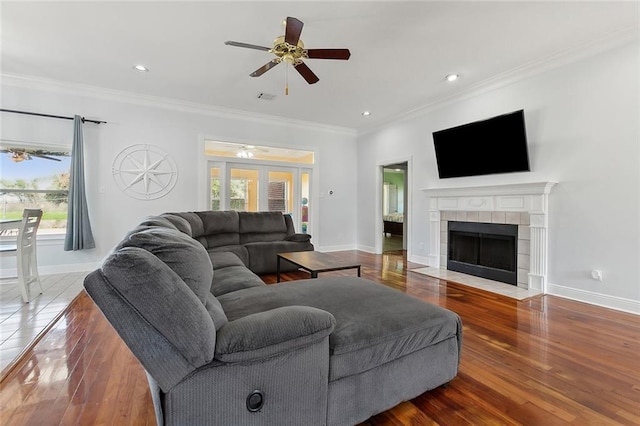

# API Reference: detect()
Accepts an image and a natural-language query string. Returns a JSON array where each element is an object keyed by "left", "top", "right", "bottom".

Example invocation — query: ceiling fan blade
[
  {"left": 250, "top": 59, "right": 281, "bottom": 77},
  {"left": 224, "top": 41, "right": 271, "bottom": 52},
  {"left": 30, "top": 153, "right": 61, "bottom": 162},
  {"left": 284, "top": 17, "right": 304, "bottom": 46},
  {"left": 306, "top": 48, "right": 351, "bottom": 60},
  {"left": 294, "top": 62, "right": 319, "bottom": 84}
]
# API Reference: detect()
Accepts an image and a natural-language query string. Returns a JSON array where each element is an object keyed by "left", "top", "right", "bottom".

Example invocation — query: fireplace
[
  {"left": 423, "top": 182, "right": 557, "bottom": 292},
  {"left": 447, "top": 221, "right": 518, "bottom": 285}
]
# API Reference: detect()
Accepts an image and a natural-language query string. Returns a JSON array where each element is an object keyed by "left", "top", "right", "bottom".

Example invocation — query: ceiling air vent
[{"left": 257, "top": 93, "right": 276, "bottom": 101}]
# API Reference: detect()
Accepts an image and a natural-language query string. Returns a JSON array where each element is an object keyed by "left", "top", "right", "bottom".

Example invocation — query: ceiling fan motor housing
[{"left": 271, "top": 36, "right": 306, "bottom": 65}]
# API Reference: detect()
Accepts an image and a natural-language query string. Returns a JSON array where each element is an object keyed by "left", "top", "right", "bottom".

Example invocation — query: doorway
[
  {"left": 208, "top": 162, "right": 313, "bottom": 236},
  {"left": 381, "top": 162, "right": 408, "bottom": 252}
]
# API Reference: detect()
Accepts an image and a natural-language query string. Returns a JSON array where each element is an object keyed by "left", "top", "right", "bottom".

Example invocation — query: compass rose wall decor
[{"left": 112, "top": 144, "right": 178, "bottom": 200}]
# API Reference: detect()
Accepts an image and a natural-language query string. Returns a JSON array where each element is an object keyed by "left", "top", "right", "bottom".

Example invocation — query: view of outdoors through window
[{"left": 0, "top": 146, "right": 71, "bottom": 234}]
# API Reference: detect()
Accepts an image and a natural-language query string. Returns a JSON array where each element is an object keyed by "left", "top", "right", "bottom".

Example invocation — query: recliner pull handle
[{"left": 246, "top": 390, "right": 264, "bottom": 412}]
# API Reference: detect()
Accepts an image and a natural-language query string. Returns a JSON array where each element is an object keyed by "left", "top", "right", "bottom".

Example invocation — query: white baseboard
[
  {"left": 356, "top": 245, "right": 377, "bottom": 254},
  {"left": 408, "top": 254, "right": 429, "bottom": 267},
  {"left": 318, "top": 244, "right": 358, "bottom": 253},
  {"left": 546, "top": 282, "right": 640, "bottom": 315}
]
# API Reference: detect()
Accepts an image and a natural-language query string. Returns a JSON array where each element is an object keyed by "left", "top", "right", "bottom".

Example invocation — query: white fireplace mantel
[{"left": 422, "top": 181, "right": 557, "bottom": 293}]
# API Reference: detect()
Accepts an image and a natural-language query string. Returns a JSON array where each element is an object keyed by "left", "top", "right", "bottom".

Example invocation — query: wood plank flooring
[{"left": 1, "top": 250, "right": 639, "bottom": 425}]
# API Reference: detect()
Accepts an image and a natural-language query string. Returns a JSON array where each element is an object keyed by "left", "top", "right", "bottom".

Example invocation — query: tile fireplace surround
[{"left": 422, "top": 182, "right": 557, "bottom": 293}]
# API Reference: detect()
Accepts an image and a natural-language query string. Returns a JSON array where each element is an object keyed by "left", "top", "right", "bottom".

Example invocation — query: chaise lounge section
[{"left": 84, "top": 212, "right": 462, "bottom": 425}]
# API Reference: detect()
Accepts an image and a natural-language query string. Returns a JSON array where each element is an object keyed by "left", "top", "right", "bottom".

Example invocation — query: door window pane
[
  {"left": 210, "top": 167, "right": 221, "bottom": 210},
  {"left": 268, "top": 171, "right": 293, "bottom": 213},
  {"left": 230, "top": 168, "right": 258, "bottom": 212},
  {"left": 301, "top": 172, "right": 310, "bottom": 234}
]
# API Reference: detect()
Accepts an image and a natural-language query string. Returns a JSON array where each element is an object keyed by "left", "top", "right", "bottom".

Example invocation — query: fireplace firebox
[{"left": 447, "top": 221, "right": 518, "bottom": 285}]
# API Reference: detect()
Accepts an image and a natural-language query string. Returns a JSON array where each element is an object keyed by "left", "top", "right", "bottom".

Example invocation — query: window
[
  {"left": 0, "top": 145, "right": 71, "bottom": 235},
  {"left": 210, "top": 167, "right": 221, "bottom": 210},
  {"left": 204, "top": 140, "right": 315, "bottom": 235},
  {"left": 230, "top": 168, "right": 259, "bottom": 212},
  {"left": 268, "top": 170, "right": 293, "bottom": 213},
  {"left": 268, "top": 181, "right": 287, "bottom": 212}
]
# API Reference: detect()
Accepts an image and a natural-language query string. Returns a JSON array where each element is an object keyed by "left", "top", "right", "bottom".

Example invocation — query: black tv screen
[{"left": 433, "top": 110, "right": 530, "bottom": 178}]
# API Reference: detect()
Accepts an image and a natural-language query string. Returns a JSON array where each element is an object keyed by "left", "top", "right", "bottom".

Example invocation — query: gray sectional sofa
[
  {"left": 157, "top": 210, "right": 313, "bottom": 274},
  {"left": 84, "top": 211, "right": 463, "bottom": 425}
]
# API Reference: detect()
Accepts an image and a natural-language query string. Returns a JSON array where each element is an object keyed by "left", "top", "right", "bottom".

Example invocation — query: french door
[{"left": 209, "top": 162, "right": 312, "bottom": 235}]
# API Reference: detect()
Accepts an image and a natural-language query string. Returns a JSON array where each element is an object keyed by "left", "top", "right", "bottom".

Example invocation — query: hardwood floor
[{"left": 1, "top": 250, "right": 639, "bottom": 425}]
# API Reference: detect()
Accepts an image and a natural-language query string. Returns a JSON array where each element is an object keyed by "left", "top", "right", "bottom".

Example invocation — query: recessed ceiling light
[
  {"left": 362, "top": 111, "right": 371, "bottom": 116},
  {"left": 446, "top": 73, "right": 459, "bottom": 82},
  {"left": 133, "top": 64, "right": 149, "bottom": 72}
]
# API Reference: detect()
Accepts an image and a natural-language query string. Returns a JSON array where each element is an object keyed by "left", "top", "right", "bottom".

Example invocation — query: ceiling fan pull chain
[{"left": 285, "top": 62, "right": 289, "bottom": 96}]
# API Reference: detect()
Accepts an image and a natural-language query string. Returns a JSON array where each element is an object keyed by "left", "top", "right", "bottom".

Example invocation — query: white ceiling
[{"left": 1, "top": 1, "right": 638, "bottom": 131}]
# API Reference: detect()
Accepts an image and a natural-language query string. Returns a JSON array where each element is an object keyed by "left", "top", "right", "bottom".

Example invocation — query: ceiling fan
[
  {"left": 1, "top": 148, "right": 63, "bottom": 163},
  {"left": 225, "top": 16, "right": 351, "bottom": 93}
]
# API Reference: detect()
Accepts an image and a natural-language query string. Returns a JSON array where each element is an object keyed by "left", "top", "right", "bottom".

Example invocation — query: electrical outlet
[{"left": 590, "top": 269, "right": 603, "bottom": 281}]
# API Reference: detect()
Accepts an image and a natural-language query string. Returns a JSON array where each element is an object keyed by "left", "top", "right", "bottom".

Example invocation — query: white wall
[
  {"left": 357, "top": 40, "right": 640, "bottom": 313},
  {"left": 0, "top": 78, "right": 358, "bottom": 274}
]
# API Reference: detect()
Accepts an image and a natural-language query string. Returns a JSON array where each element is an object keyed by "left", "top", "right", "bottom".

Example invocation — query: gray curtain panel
[{"left": 64, "top": 115, "right": 95, "bottom": 251}]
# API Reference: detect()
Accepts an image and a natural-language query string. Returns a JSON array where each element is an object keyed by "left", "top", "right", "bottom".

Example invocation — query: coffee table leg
[
  {"left": 311, "top": 271, "right": 318, "bottom": 278},
  {"left": 277, "top": 256, "right": 281, "bottom": 282},
  {"left": 357, "top": 266, "right": 361, "bottom": 277}
]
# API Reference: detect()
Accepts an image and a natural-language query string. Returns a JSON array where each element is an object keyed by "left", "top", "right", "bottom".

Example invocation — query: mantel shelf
[{"left": 421, "top": 181, "right": 557, "bottom": 197}]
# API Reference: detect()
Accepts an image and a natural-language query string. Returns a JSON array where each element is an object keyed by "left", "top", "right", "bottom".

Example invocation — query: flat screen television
[{"left": 432, "top": 109, "right": 530, "bottom": 179}]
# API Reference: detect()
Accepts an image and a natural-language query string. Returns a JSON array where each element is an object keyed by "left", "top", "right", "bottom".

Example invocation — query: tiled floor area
[
  {"left": 0, "top": 271, "right": 87, "bottom": 374},
  {"left": 411, "top": 267, "right": 542, "bottom": 300}
]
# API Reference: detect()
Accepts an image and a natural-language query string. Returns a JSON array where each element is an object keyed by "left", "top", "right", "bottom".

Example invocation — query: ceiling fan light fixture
[
  {"left": 133, "top": 64, "right": 149, "bottom": 72},
  {"left": 10, "top": 152, "right": 27, "bottom": 162},
  {"left": 237, "top": 150, "right": 254, "bottom": 158},
  {"left": 446, "top": 73, "right": 460, "bottom": 82}
]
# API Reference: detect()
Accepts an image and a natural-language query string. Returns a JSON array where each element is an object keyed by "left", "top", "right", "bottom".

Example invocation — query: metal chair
[{"left": 0, "top": 209, "right": 44, "bottom": 303}]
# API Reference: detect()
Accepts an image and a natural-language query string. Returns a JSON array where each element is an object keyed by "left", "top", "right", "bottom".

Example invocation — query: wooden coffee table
[{"left": 277, "top": 251, "right": 361, "bottom": 282}]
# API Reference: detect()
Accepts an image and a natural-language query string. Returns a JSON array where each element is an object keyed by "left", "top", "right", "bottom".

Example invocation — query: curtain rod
[{"left": 0, "top": 108, "right": 107, "bottom": 125}]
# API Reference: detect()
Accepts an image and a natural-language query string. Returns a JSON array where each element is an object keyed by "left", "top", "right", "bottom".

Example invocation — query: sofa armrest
[
  {"left": 284, "top": 233, "right": 312, "bottom": 242},
  {"left": 215, "top": 306, "right": 335, "bottom": 363}
]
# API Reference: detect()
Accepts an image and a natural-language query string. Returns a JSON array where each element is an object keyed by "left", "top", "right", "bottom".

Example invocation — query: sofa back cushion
[
  {"left": 160, "top": 213, "right": 193, "bottom": 236},
  {"left": 239, "top": 211, "right": 288, "bottom": 244},
  {"left": 138, "top": 216, "right": 180, "bottom": 231},
  {"left": 84, "top": 247, "right": 217, "bottom": 391},
  {"left": 170, "top": 212, "right": 205, "bottom": 240},
  {"left": 192, "top": 210, "right": 240, "bottom": 248},
  {"left": 119, "top": 227, "right": 228, "bottom": 329}
]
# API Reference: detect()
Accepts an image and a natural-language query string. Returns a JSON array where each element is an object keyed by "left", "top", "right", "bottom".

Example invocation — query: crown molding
[
  {"left": 358, "top": 25, "right": 639, "bottom": 136},
  {"left": 0, "top": 73, "right": 357, "bottom": 137}
]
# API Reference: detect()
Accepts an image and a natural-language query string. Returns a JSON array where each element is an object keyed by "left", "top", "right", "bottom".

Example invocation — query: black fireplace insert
[{"left": 447, "top": 221, "right": 518, "bottom": 285}]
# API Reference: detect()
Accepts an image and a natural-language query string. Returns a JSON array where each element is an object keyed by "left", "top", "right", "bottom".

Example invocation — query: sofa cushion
[
  {"left": 244, "top": 240, "right": 314, "bottom": 275},
  {"left": 120, "top": 228, "right": 229, "bottom": 329},
  {"left": 138, "top": 216, "right": 180, "bottom": 231},
  {"left": 120, "top": 228, "right": 211, "bottom": 303},
  {"left": 160, "top": 213, "right": 193, "bottom": 236},
  {"left": 238, "top": 211, "right": 288, "bottom": 244},
  {"left": 217, "top": 277, "right": 462, "bottom": 381},
  {"left": 197, "top": 210, "right": 240, "bottom": 233},
  {"left": 97, "top": 247, "right": 217, "bottom": 367},
  {"left": 215, "top": 306, "right": 336, "bottom": 363},
  {"left": 171, "top": 212, "right": 205, "bottom": 238},
  {"left": 208, "top": 245, "right": 249, "bottom": 266},
  {"left": 211, "top": 265, "right": 265, "bottom": 297},
  {"left": 209, "top": 251, "right": 246, "bottom": 270},
  {"left": 239, "top": 211, "right": 287, "bottom": 233},
  {"left": 284, "top": 233, "right": 312, "bottom": 243}
]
